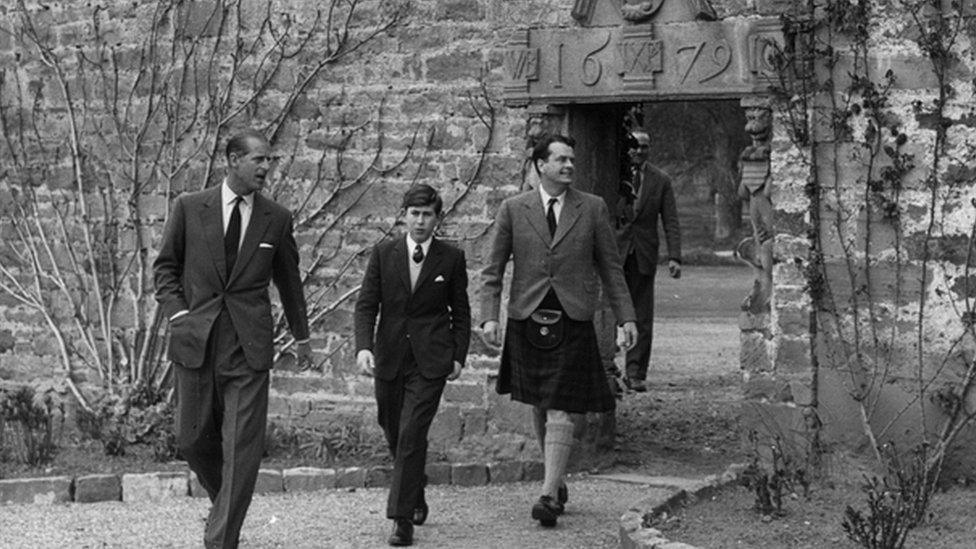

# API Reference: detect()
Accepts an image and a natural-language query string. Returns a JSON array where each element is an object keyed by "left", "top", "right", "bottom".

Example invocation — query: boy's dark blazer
[{"left": 354, "top": 236, "right": 471, "bottom": 380}]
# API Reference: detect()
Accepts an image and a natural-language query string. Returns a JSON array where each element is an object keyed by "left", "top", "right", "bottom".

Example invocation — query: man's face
[
  {"left": 536, "top": 141, "right": 575, "bottom": 191},
  {"left": 404, "top": 204, "right": 439, "bottom": 244},
  {"left": 228, "top": 136, "right": 273, "bottom": 195},
  {"left": 628, "top": 132, "right": 651, "bottom": 166}
]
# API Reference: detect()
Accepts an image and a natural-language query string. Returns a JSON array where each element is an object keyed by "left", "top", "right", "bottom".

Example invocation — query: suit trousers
[
  {"left": 623, "top": 252, "right": 657, "bottom": 381},
  {"left": 375, "top": 356, "right": 447, "bottom": 519},
  {"left": 174, "top": 308, "right": 269, "bottom": 549}
]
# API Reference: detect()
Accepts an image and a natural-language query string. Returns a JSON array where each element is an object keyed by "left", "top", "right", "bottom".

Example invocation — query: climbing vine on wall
[
  {"left": 770, "top": 0, "right": 976, "bottom": 520},
  {"left": 0, "top": 1, "right": 496, "bottom": 411}
]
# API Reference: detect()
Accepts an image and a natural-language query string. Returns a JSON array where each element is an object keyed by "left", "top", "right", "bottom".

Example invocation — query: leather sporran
[{"left": 526, "top": 309, "right": 564, "bottom": 350}]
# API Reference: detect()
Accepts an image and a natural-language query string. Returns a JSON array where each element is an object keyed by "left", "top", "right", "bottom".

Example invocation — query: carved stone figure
[
  {"left": 619, "top": 0, "right": 717, "bottom": 22},
  {"left": 620, "top": 0, "right": 665, "bottom": 21},
  {"left": 737, "top": 104, "right": 774, "bottom": 313}
]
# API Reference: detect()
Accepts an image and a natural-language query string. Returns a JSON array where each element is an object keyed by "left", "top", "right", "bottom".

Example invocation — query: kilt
[{"left": 496, "top": 315, "right": 616, "bottom": 414}]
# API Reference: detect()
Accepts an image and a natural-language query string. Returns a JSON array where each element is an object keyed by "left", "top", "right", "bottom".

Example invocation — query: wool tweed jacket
[
  {"left": 481, "top": 186, "right": 636, "bottom": 324},
  {"left": 354, "top": 236, "right": 471, "bottom": 381},
  {"left": 615, "top": 161, "right": 682, "bottom": 275},
  {"left": 153, "top": 186, "right": 309, "bottom": 371}
]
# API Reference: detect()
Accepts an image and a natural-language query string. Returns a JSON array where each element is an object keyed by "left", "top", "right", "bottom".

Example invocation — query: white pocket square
[
  {"left": 259, "top": 242, "right": 274, "bottom": 249},
  {"left": 434, "top": 275, "right": 445, "bottom": 282}
]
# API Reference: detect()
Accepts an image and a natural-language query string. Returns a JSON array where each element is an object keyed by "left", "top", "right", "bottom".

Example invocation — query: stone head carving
[{"left": 742, "top": 106, "right": 772, "bottom": 161}]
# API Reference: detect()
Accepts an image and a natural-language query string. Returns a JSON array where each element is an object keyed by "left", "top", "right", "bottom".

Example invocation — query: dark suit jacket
[
  {"left": 153, "top": 186, "right": 309, "bottom": 371},
  {"left": 354, "top": 236, "right": 471, "bottom": 381},
  {"left": 615, "top": 162, "right": 681, "bottom": 275},
  {"left": 481, "top": 187, "right": 636, "bottom": 324}
]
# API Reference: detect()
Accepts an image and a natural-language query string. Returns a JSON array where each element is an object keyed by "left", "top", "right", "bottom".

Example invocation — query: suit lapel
[
  {"left": 520, "top": 192, "right": 552, "bottom": 245},
  {"left": 634, "top": 163, "right": 654, "bottom": 216},
  {"left": 228, "top": 193, "right": 272, "bottom": 285},
  {"left": 393, "top": 237, "right": 411, "bottom": 294},
  {"left": 199, "top": 187, "right": 228, "bottom": 284},
  {"left": 413, "top": 238, "right": 443, "bottom": 292},
  {"left": 551, "top": 188, "right": 582, "bottom": 248}
]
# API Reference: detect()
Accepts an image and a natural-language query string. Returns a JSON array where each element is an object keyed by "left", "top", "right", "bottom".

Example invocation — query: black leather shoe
[
  {"left": 557, "top": 483, "right": 568, "bottom": 510},
  {"left": 625, "top": 377, "right": 647, "bottom": 392},
  {"left": 531, "top": 495, "right": 560, "bottom": 527},
  {"left": 411, "top": 499, "right": 428, "bottom": 526},
  {"left": 388, "top": 519, "right": 413, "bottom": 546}
]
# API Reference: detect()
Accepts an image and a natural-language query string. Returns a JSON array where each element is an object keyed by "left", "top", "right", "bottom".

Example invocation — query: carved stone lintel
[
  {"left": 502, "top": 29, "right": 539, "bottom": 104},
  {"left": 617, "top": 25, "right": 663, "bottom": 92}
]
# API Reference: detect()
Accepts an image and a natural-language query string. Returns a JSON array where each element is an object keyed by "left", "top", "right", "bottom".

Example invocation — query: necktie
[
  {"left": 412, "top": 244, "right": 424, "bottom": 263},
  {"left": 225, "top": 196, "right": 242, "bottom": 273},
  {"left": 631, "top": 166, "right": 642, "bottom": 198},
  {"left": 546, "top": 197, "right": 558, "bottom": 237}
]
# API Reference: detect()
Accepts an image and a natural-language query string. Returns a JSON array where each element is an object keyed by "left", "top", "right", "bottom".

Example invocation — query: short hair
[
  {"left": 401, "top": 184, "right": 443, "bottom": 215},
  {"left": 531, "top": 134, "right": 576, "bottom": 174},
  {"left": 225, "top": 129, "right": 268, "bottom": 160}
]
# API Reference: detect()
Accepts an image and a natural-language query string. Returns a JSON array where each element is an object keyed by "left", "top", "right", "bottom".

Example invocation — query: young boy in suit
[{"left": 354, "top": 184, "right": 471, "bottom": 546}]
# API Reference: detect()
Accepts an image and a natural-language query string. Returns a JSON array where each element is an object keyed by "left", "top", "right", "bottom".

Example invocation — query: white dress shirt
[
  {"left": 539, "top": 186, "right": 564, "bottom": 224},
  {"left": 406, "top": 234, "right": 431, "bottom": 290},
  {"left": 222, "top": 180, "right": 254, "bottom": 251}
]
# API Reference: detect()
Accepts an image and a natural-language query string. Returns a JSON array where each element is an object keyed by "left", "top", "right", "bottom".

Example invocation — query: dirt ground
[{"left": 607, "top": 265, "right": 749, "bottom": 476}]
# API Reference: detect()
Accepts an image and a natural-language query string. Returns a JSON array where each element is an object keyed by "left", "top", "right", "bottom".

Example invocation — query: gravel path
[{"left": 1, "top": 476, "right": 662, "bottom": 548}]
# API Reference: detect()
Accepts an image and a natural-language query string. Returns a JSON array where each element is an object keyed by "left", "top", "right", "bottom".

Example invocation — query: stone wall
[{"left": 751, "top": 4, "right": 976, "bottom": 478}]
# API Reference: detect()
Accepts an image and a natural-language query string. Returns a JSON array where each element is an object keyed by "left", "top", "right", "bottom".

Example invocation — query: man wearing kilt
[{"left": 481, "top": 134, "right": 638, "bottom": 527}]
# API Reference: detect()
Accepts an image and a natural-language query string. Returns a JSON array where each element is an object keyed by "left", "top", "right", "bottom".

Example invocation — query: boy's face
[{"left": 404, "top": 204, "right": 439, "bottom": 244}]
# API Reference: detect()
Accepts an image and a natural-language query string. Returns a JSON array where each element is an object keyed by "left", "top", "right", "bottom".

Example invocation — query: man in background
[{"left": 615, "top": 129, "right": 682, "bottom": 393}]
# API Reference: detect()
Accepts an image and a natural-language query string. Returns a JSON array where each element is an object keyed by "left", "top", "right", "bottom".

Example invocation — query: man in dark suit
[
  {"left": 615, "top": 130, "right": 682, "bottom": 393},
  {"left": 482, "top": 134, "right": 637, "bottom": 528},
  {"left": 355, "top": 184, "right": 471, "bottom": 547},
  {"left": 154, "top": 129, "right": 311, "bottom": 549}
]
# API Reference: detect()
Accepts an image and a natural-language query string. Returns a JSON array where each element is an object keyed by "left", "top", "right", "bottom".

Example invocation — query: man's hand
[
  {"left": 357, "top": 349, "right": 375, "bottom": 377},
  {"left": 668, "top": 260, "right": 681, "bottom": 279},
  {"left": 482, "top": 320, "right": 501, "bottom": 347},
  {"left": 296, "top": 341, "right": 314, "bottom": 370},
  {"left": 617, "top": 321, "right": 638, "bottom": 351},
  {"left": 447, "top": 360, "right": 463, "bottom": 381}
]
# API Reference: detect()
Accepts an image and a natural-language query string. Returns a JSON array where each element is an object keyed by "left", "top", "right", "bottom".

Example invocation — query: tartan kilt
[{"left": 496, "top": 316, "right": 616, "bottom": 413}]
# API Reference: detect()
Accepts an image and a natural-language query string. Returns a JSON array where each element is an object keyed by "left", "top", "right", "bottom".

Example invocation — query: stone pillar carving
[
  {"left": 736, "top": 97, "right": 774, "bottom": 314},
  {"left": 735, "top": 98, "right": 781, "bottom": 402}
]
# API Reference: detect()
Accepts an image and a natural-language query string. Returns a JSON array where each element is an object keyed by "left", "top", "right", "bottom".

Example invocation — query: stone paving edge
[
  {"left": 0, "top": 460, "right": 547, "bottom": 506},
  {"left": 617, "top": 463, "right": 747, "bottom": 549}
]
